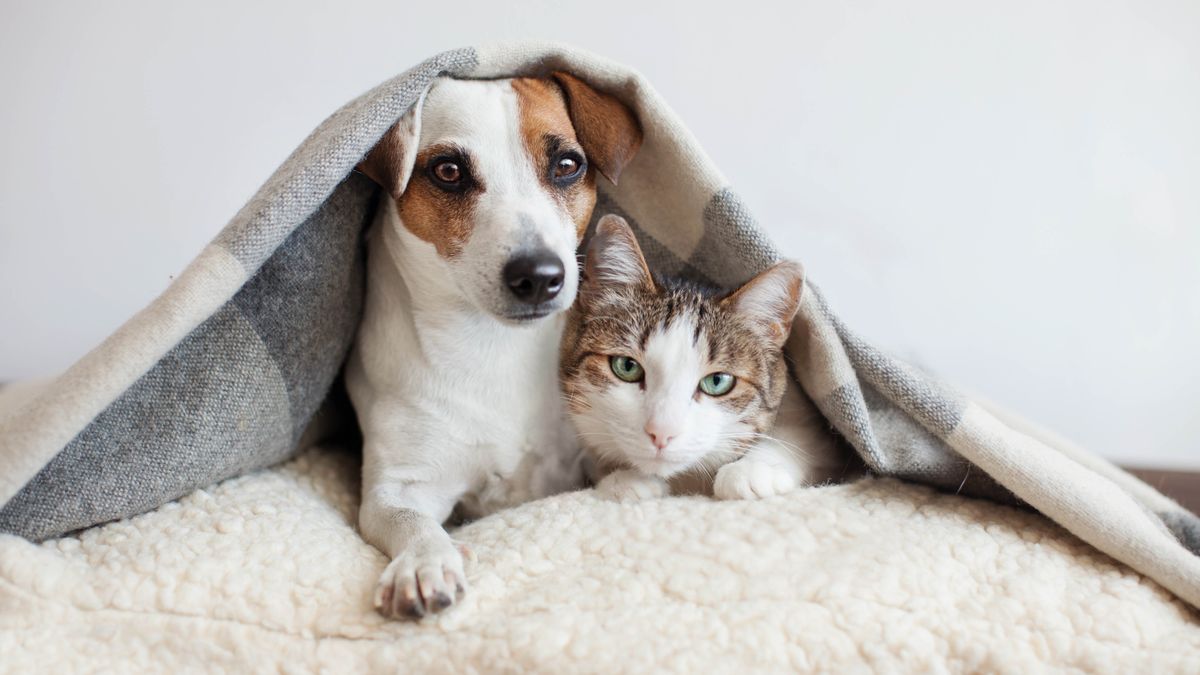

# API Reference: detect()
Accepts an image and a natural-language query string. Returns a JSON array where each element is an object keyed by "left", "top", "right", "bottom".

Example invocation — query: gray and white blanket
[{"left": 1, "top": 42, "right": 1197, "bottom": 610}]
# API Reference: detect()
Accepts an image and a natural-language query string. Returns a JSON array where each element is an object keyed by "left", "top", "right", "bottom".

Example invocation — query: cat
[{"left": 560, "top": 214, "right": 846, "bottom": 502}]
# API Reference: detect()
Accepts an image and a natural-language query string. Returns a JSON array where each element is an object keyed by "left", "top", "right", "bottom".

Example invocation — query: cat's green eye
[
  {"left": 609, "top": 355, "right": 644, "bottom": 383},
  {"left": 699, "top": 372, "right": 736, "bottom": 396}
]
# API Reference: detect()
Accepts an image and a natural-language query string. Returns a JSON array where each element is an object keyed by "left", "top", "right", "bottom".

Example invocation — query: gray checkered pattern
[{"left": 0, "top": 173, "right": 373, "bottom": 540}]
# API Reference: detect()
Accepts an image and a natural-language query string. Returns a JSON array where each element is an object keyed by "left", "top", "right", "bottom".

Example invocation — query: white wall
[{"left": 1, "top": 1, "right": 1197, "bottom": 468}]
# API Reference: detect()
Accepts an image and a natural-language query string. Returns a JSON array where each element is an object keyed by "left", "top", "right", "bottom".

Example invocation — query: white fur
[{"left": 345, "top": 78, "right": 584, "bottom": 617}]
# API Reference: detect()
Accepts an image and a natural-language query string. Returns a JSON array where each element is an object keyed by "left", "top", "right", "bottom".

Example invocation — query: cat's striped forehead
[{"left": 577, "top": 277, "right": 775, "bottom": 379}]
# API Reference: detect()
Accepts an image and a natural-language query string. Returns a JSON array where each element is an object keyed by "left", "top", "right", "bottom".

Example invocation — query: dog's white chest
[
  {"left": 440, "top": 326, "right": 583, "bottom": 518},
  {"left": 458, "top": 422, "right": 580, "bottom": 519},
  {"left": 348, "top": 256, "right": 584, "bottom": 524}
]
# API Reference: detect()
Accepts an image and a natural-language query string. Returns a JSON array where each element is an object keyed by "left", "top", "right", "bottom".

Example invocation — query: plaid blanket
[{"left": 1, "top": 42, "right": 1197, "bottom": 610}]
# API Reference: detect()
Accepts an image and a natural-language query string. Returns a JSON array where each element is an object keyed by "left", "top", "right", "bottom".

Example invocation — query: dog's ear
[
  {"left": 552, "top": 72, "right": 643, "bottom": 185},
  {"left": 583, "top": 214, "right": 654, "bottom": 301},
  {"left": 720, "top": 261, "right": 806, "bottom": 349},
  {"left": 357, "top": 99, "right": 423, "bottom": 201}
]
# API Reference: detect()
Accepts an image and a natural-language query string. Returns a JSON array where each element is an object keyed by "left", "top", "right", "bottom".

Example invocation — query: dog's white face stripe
[{"left": 419, "top": 81, "right": 543, "bottom": 212}]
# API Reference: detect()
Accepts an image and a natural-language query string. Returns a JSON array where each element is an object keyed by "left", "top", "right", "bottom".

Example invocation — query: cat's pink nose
[{"left": 644, "top": 424, "right": 675, "bottom": 450}]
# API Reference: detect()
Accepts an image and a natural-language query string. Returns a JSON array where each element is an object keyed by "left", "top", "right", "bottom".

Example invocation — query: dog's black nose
[{"left": 503, "top": 250, "right": 565, "bottom": 304}]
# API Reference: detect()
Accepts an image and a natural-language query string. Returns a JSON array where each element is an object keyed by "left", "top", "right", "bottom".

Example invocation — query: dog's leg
[{"left": 360, "top": 477, "right": 468, "bottom": 619}]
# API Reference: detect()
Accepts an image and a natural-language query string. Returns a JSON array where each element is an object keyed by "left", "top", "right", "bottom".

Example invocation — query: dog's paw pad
[{"left": 374, "top": 542, "right": 469, "bottom": 620}]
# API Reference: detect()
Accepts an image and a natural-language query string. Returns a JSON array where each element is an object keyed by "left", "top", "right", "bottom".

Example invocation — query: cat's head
[{"left": 561, "top": 214, "right": 805, "bottom": 478}]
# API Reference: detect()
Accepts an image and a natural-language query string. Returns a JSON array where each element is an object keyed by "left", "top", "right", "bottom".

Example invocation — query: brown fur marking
[
  {"left": 396, "top": 143, "right": 479, "bottom": 259},
  {"left": 551, "top": 72, "right": 643, "bottom": 185},
  {"left": 512, "top": 78, "right": 597, "bottom": 240},
  {"left": 357, "top": 120, "right": 411, "bottom": 202}
]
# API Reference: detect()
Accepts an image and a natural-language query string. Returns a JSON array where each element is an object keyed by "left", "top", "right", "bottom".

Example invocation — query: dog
[{"left": 346, "top": 72, "right": 642, "bottom": 619}]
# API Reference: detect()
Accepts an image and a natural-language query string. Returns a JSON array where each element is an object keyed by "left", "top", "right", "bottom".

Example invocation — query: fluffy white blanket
[{"left": 2, "top": 447, "right": 1196, "bottom": 672}]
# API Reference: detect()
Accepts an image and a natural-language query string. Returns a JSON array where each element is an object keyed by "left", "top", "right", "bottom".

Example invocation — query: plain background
[{"left": 1, "top": 1, "right": 1196, "bottom": 469}]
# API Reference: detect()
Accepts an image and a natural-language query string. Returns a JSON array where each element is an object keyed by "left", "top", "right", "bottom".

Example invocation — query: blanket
[
  {"left": 2, "top": 446, "right": 1197, "bottom": 672},
  {"left": 0, "top": 41, "right": 1198, "bottom": 612}
]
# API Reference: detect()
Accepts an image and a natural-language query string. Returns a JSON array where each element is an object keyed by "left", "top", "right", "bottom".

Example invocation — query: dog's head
[{"left": 358, "top": 73, "right": 642, "bottom": 323}]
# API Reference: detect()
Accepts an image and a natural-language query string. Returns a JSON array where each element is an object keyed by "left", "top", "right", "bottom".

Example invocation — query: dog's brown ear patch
[
  {"left": 551, "top": 72, "right": 643, "bottom": 185},
  {"left": 357, "top": 105, "right": 421, "bottom": 201},
  {"left": 512, "top": 77, "right": 599, "bottom": 241}
]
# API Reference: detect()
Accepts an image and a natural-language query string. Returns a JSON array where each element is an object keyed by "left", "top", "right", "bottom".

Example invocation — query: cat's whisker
[
  {"left": 572, "top": 431, "right": 628, "bottom": 442},
  {"left": 559, "top": 396, "right": 592, "bottom": 409},
  {"left": 705, "top": 430, "right": 817, "bottom": 461},
  {"left": 734, "top": 432, "right": 818, "bottom": 460}
]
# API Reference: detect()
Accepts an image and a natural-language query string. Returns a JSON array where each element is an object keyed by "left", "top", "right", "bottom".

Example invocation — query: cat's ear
[
  {"left": 721, "top": 261, "right": 805, "bottom": 348},
  {"left": 583, "top": 214, "right": 655, "bottom": 296}
]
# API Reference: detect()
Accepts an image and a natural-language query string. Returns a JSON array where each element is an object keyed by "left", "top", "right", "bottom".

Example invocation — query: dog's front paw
[
  {"left": 374, "top": 538, "right": 472, "bottom": 620},
  {"left": 713, "top": 459, "right": 797, "bottom": 501},
  {"left": 597, "top": 469, "right": 669, "bottom": 502}
]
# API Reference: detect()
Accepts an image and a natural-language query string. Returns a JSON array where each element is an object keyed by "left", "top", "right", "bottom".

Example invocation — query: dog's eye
[
  {"left": 552, "top": 153, "right": 585, "bottom": 184},
  {"left": 432, "top": 161, "right": 463, "bottom": 185},
  {"left": 554, "top": 157, "right": 579, "bottom": 178}
]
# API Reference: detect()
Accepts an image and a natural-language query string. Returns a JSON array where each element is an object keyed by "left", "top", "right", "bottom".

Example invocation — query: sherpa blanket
[
  {"left": 1, "top": 40, "right": 1198, "bottom": 620},
  {"left": 2, "top": 446, "right": 1198, "bottom": 672}
]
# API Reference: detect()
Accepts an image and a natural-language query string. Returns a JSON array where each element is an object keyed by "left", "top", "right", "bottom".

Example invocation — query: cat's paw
[
  {"left": 713, "top": 459, "right": 798, "bottom": 500},
  {"left": 597, "top": 469, "right": 669, "bottom": 502},
  {"left": 373, "top": 537, "right": 471, "bottom": 620}
]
